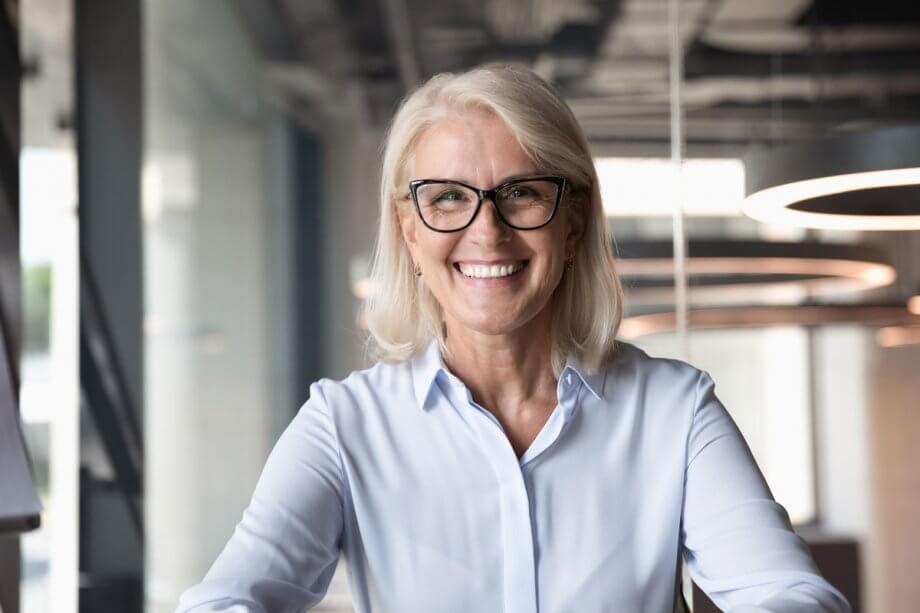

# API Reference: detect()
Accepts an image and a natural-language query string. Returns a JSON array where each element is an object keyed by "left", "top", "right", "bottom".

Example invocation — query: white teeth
[{"left": 458, "top": 262, "right": 524, "bottom": 278}]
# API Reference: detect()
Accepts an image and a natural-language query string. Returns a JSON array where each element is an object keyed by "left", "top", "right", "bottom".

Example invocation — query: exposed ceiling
[
  {"left": 236, "top": 0, "right": 920, "bottom": 311},
  {"left": 246, "top": 0, "right": 920, "bottom": 157},
  {"left": 18, "top": 0, "right": 920, "bottom": 309}
]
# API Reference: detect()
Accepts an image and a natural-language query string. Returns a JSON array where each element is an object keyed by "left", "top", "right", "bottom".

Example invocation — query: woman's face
[{"left": 398, "top": 109, "right": 584, "bottom": 341}]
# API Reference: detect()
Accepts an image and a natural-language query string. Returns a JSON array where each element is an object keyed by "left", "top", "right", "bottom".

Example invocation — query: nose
[{"left": 467, "top": 196, "right": 510, "bottom": 243}]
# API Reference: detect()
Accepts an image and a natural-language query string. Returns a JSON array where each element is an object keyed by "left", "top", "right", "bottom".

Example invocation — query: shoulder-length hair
[{"left": 364, "top": 63, "right": 624, "bottom": 376}]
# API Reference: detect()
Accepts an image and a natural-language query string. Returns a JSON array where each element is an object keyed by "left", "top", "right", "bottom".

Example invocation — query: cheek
[
  {"left": 533, "top": 233, "right": 567, "bottom": 269},
  {"left": 532, "top": 243, "right": 567, "bottom": 292},
  {"left": 538, "top": 262, "right": 565, "bottom": 298},
  {"left": 415, "top": 233, "right": 457, "bottom": 267}
]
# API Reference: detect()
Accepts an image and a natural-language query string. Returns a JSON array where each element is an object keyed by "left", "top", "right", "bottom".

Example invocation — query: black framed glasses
[{"left": 408, "top": 176, "right": 567, "bottom": 232}]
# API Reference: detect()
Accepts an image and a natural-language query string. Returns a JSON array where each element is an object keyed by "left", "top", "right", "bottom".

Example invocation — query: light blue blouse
[{"left": 176, "top": 339, "right": 850, "bottom": 613}]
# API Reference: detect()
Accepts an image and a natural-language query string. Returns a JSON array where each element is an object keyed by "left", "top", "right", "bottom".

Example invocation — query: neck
[{"left": 442, "top": 308, "right": 558, "bottom": 420}]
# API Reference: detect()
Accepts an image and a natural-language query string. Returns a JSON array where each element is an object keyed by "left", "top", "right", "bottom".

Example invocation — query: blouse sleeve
[
  {"left": 175, "top": 381, "right": 346, "bottom": 613},
  {"left": 680, "top": 371, "right": 852, "bottom": 613}
]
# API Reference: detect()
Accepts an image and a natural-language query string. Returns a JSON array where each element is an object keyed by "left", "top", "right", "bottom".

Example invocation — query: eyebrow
[
  {"left": 496, "top": 171, "right": 544, "bottom": 184},
  {"left": 416, "top": 171, "right": 544, "bottom": 188}
]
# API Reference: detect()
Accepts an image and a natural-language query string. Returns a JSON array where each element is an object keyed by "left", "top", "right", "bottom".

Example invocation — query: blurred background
[{"left": 2, "top": 0, "right": 920, "bottom": 611}]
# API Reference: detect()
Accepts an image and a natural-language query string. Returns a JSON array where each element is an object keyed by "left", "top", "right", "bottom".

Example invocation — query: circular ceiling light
[
  {"left": 743, "top": 125, "right": 920, "bottom": 231},
  {"left": 908, "top": 295, "right": 920, "bottom": 315},
  {"left": 877, "top": 325, "right": 920, "bottom": 348},
  {"left": 616, "top": 240, "right": 895, "bottom": 307},
  {"left": 619, "top": 304, "right": 920, "bottom": 339}
]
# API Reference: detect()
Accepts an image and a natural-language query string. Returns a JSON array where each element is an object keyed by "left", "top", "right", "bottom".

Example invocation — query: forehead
[{"left": 407, "top": 110, "right": 538, "bottom": 185}]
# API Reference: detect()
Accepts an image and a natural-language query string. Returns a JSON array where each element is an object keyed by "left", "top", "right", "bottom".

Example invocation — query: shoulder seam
[
  {"left": 311, "top": 381, "right": 351, "bottom": 501},
  {"left": 685, "top": 370, "right": 705, "bottom": 470}
]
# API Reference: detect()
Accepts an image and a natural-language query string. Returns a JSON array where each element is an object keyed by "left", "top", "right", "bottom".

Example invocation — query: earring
[
  {"left": 565, "top": 256, "right": 575, "bottom": 272},
  {"left": 414, "top": 262, "right": 422, "bottom": 277}
]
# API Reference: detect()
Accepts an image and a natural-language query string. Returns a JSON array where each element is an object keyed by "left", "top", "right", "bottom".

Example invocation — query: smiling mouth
[{"left": 454, "top": 260, "right": 529, "bottom": 279}]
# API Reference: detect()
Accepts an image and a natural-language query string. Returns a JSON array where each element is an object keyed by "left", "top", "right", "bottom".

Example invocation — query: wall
[{"left": 867, "top": 340, "right": 920, "bottom": 613}]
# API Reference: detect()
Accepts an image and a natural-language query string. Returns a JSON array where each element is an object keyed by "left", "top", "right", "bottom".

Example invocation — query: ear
[
  {"left": 564, "top": 195, "right": 588, "bottom": 258},
  {"left": 396, "top": 200, "right": 419, "bottom": 259}
]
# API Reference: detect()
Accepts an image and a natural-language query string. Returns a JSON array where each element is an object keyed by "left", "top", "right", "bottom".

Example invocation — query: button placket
[
  {"left": 457, "top": 390, "right": 539, "bottom": 613},
  {"left": 446, "top": 372, "right": 593, "bottom": 613},
  {"left": 497, "top": 472, "right": 538, "bottom": 613}
]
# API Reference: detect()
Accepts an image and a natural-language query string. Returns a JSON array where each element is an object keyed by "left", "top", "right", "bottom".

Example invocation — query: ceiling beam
[{"left": 380, "top": 0, "right": 421, "bottom": 90}]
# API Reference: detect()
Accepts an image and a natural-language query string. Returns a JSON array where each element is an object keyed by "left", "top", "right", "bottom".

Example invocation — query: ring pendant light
[
  {"left": 616, "top": 239, "right": 895, "bottom": 307},
  {"left": 743, "top": 125, "right": 920, "bottom": 231},
  {"left": 619, "top": 304, "right": 920, "bottom": 340}
]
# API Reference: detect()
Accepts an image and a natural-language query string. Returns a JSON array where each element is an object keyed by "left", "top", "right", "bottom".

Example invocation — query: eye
[
  {"left": 435, "top": 190, "right": 466, "bottom": 202},
  {"left": 430, "top": 189, "right": 475, "bottom": 206},
  {"left": 501, "top": 184, "right": 538, "bottom": 201}
]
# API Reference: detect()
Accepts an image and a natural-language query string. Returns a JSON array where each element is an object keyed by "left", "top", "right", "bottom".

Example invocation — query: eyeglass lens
[{"left": 414, "top": 180, "right": 559, "bottom": 230}]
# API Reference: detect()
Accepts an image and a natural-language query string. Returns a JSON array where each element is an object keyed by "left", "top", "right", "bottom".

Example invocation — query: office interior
[{"left": 1, "top": 0, "right": 919, "bottom": 611}]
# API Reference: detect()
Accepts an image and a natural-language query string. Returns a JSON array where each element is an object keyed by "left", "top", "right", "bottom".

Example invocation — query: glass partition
[
  {"left": 19, "top": 0, "right": 80, "bottom": 610},
  {"left": 16, "top": 2, "right": 920, "bottom": 612}
]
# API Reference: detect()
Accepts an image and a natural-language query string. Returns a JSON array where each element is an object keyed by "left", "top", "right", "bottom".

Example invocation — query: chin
[{"left": 450, "top": 311, "right": 533, "bottom": 337}]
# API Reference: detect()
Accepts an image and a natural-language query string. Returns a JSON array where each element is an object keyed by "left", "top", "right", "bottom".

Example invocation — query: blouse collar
[{"left": 410, "top": 338, "right": 607, "bottom": 411}]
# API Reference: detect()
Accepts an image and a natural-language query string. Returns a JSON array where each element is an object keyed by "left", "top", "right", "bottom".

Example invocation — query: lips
[
  {"left": 452, "top": 260, "right": 529, "bottom": 280},
  {"left": 455, "top": 260, "right": 528, "bottom": 279}
]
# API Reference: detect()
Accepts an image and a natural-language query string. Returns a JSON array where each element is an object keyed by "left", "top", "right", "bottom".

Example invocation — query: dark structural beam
[{"left": 75, "top": 0, "right": 144, "bottom": 610}]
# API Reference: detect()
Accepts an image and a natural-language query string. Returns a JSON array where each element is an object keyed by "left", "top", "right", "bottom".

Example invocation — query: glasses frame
[{"left": 407, "top": 175, "right": 568, "bottom": 233}]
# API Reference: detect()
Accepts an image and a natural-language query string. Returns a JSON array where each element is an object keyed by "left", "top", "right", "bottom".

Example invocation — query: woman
[{"left": 177, "top": 65, "right": 850, "bottom": 612}]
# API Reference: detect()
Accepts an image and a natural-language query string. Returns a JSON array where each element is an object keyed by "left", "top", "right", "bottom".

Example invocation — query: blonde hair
[{"left": 364, "top": 63, "right": 624, "bottom": 376}]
